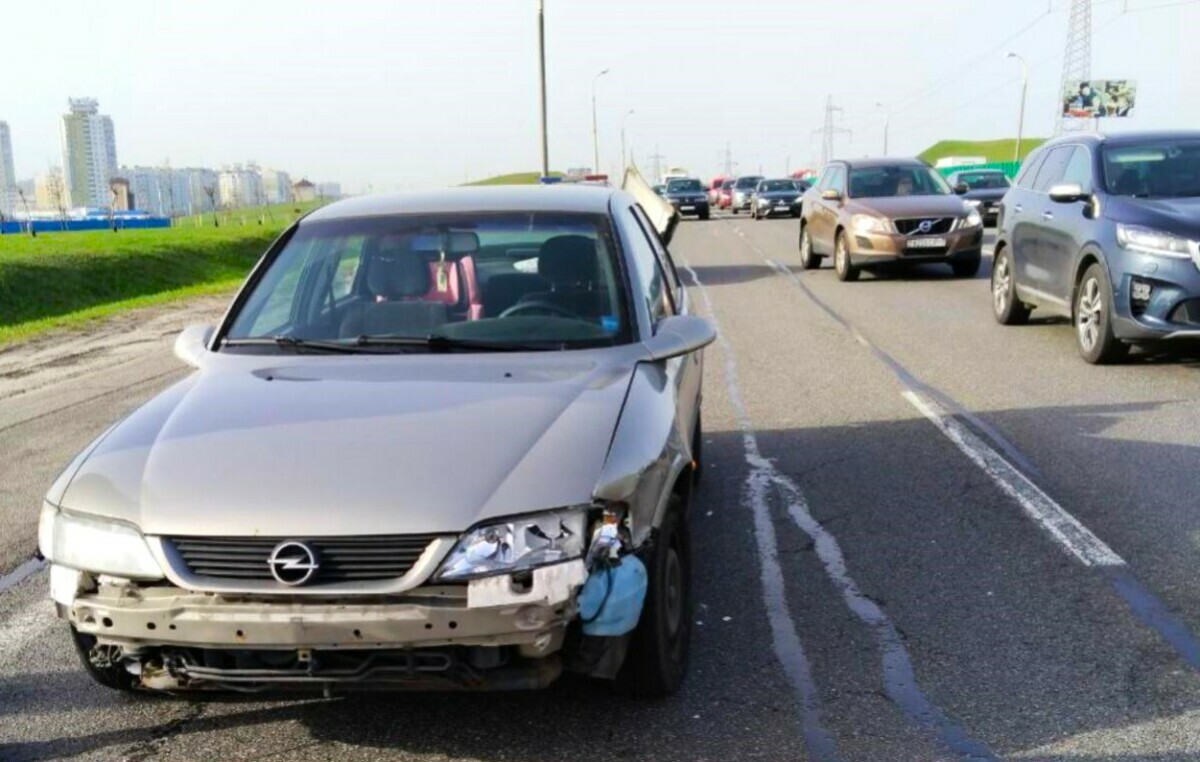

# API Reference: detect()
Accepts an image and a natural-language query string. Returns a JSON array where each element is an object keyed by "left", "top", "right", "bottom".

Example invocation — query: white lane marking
[
  {"left": 682, "top": 260, "right": 841, "bottom": 758},
  {"left": 902, "top": 390, "right": 1125, "bottom": 568},
  {"left": 758, "top": 245, "right": 1126, "bottom": 570}
]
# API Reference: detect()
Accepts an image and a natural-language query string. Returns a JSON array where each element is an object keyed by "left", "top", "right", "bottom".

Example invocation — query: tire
[
  {"left": 732, "top": 207, "right": 739, "bottom": 215},
  {"left": 71, "top": 626, "right": 136, "bottom": 692},
  {"left": 799, "top": 226, "right": 822, "bottom": 270},
  {"left": 1075, "top": 262, "right": 1129, "bottom": 364},
  {"left": 991, "top": 247, "right": 1030, "bottom": 325},
  {"left": 833, "top": 231, "right": 859, "bottom": 282},
  {"left": 618, "top": 501, "right": 691, "bottom": 697},
  {"left": 951, "top": 253, "right": 981, "bottom": 278},
  {"left": 699, "top": 210, "right": 710, "bottom": 221}
]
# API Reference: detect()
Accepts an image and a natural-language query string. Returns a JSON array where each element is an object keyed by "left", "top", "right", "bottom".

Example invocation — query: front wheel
[
  {"left": 799, "top": 226, "right": 822, "bottom": 270},
  {"left": 618, "top": 502, "right": 691, "bottom": 697},
  {"left": 1076, "top": 263, "right": 1129, "bottom": 364},
  {"left": 699, "top": 209, "right": 710, "bottom": 221},
  {"left": 834, "top": 232, "right": 860, "bottom": 282},
  {"left": 991, "top": 247, "right": 1030, "bottom": 325},
  {"left": 732, "top": 207, "right": 739, "bottom": 215}
]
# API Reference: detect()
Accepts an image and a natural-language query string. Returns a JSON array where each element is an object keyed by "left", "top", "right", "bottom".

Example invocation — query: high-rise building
[
  {"left": 0, "top": 121, "right": 15, "bottom": 216},
  {"left": 316, "top": 182, "right": 342, "bottom": 200},
  {"left": 35, "top": 167, "right": 67, "bottom": 212},
  {"left": 261, "top": 168, "right": 293, "bottom": 204},
  {"left": 61, "top": 98, "right": 118, "bottom": 209},
  {"left": 218, "top": 163, "right": 265, "bottom": 208}
]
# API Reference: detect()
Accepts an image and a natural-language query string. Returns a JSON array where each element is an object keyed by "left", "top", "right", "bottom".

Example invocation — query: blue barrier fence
[{"left": 0, "top": 217, "right": 171, "bottom": 234}]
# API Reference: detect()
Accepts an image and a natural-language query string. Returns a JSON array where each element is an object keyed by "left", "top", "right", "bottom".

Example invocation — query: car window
[
  {"left": 1015, "top": 150, "right": 1047, "bottom": 189},
  {"left": 735, "top": 176, "right": 763, "bottom": 189},
  {"left": 666, "top": 178, "right": 703, "bottom": 193},
  {"left": 225, "top": 212, "right": 631, "bottom": 350},
  {"left": 1101, "top": 139, "right": 1200, "bottom": 198},
  {"left": 1060, "top": 147, "right": 1094, "bottom": 191},
  {"left": 960, "top": 173, "right": 1011, "bottom": 190},
  {"left": 826, "top": 167, "right": 847, "bottom": 195},
  {"left": 631, "top": 205, "right": 681, "bottom": 312},
  {"left": 762, "top": 180, "right": 796, "bottom": 192},
  {"left": 620, "top": 207, "right": 673, "bottom": 324},
  {"left": 1032, "top": 146, "right": 1074, "bottom": 192},
  {"left": 848, "top": 165, "right": 950, "bottom": 198}
]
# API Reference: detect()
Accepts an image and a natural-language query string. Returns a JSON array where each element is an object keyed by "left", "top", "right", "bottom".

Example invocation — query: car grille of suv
[
  {"left": 894, "top": 217, "right": 955, "bottom": 235},
  {"left": 166, "top": 535, "right": 441, "bottom": 584}
]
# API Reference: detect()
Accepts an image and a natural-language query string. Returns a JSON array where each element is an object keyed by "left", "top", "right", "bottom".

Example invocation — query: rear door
[
  {"left": 1023, "top": 146, "right": 1075, "bottom": 303},
  {"left": 1040, "top": 146, "right": 1095, "bottom": 303}
]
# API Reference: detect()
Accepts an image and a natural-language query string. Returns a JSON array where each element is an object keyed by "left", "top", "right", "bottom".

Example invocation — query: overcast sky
[{"left": 5, "top": 0, "right": 1198, "bottom": 190}]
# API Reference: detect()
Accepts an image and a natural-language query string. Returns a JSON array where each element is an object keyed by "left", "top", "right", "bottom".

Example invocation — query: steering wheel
[{"left": 499, "top": 300, "right": 584, "bottom": 321}]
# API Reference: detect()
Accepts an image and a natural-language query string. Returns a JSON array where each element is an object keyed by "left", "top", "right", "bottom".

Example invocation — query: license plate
[
  {"left": 680, "top": 205, "right": 694, "bottom": 211},
  {"left": 906, "top": 237, "right": 946, "bottom": 249},
  {"left": 775, "top": 204, "right": 790, "bottom": 209}
]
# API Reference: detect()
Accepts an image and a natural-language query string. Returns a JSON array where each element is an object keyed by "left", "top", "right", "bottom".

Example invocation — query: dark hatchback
[
  {"left": 945, "top": 169, "right": 1011, "bottom": 226},
  {"left": 663, "top": 178, "right": 711, "bottom": 220},
  {"left": 992, "top": 131, "right": 1200, "bottom": 363}
]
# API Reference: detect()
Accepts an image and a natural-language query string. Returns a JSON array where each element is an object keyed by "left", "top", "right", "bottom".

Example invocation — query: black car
[
  {"left": 663, "top": 178, "right": 711, "bottom": 220},
  {"left": 992, "top": 131, "right": 1200, "bottom": 364},
  {"left": 750, "top": 178, "right": 804, "bottom": 219},
  {"left": 945, "top": 169, "right": 1011, "bottom": 226}
]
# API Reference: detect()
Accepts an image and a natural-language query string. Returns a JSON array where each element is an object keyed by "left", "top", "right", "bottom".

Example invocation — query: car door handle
[
  {"left": 1042, "top": 211, "right": 1054, "bottom": 220},
  {"left": 1013, "top": 204, "right": 1024, "bottom": 213}
]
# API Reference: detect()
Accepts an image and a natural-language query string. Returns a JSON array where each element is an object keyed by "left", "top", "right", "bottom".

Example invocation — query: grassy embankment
[
  {"left": 464, "top": 172, "right": 563, "bottom": 186},
  {"left": 919, "top": 138, "right": 1046, "bottom": 165},
  {"left": 0, "top": 202, "right": 323, "bottom": 346}
]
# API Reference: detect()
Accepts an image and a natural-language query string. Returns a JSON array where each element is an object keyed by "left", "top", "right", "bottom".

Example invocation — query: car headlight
[
  {"left": 1116, "top": 223, "right": 1195, "bottom": 260},
  {"left": 964, "top": 209, "right": 983, "bottom": 228},
  {"left": 435, "top": 508, "right": 587, "bottom": 581},
  {"left": 851, "top": 214, "right": 891, "bottom": 234},
  {"left": 38, "top": 503, "right": 163, "bottom": 579}
]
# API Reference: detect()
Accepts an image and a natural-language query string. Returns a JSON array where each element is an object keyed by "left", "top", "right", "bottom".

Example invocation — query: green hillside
[
  {"left": 919, "top": 138, "right": 1046, "bottom": 165},
  {"left": 465, "top": 172, "right": 563, "bottom": 186}
]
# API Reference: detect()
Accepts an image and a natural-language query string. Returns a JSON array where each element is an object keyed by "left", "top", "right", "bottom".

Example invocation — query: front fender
[{"left": 592, "top": 363, "right": 690, "bottom": 548}]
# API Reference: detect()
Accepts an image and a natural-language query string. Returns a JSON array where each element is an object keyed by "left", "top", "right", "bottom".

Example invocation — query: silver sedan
[{"left": 38, "top": 186, "right": 715, "bottom": 696}]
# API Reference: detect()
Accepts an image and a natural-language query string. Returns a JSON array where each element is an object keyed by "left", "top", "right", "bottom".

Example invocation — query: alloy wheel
[
  {"left": 1077, "top": 277, "right": 1102, "bottom": 352},
  {"left": 993, "top": 255, "right": 1011, "bottom": 316}
]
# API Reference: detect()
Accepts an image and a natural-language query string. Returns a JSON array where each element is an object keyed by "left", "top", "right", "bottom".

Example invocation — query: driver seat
[{"left": 517, "top": 235, "right": 607, "bottom": 319}]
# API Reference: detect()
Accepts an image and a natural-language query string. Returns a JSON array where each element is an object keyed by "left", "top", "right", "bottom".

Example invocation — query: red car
[
  {"left": 717, "top": 179, "right": 735, "bottom": 210},
  {"left": 707, "top": 176, "right": 727, "bottom": 206}
]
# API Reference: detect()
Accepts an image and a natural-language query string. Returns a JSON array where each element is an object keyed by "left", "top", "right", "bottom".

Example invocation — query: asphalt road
[{"left": 3, "top": 213, "right": 1200, "bottom": 760}]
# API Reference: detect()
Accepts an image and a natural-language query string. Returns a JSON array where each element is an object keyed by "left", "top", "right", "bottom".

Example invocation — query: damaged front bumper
[{"left": 55, "top": 560, "right": 588, "bottom": 691}]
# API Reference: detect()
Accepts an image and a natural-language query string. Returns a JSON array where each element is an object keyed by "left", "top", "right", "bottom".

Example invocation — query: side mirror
[
  {"left": 1048, "top": 182, "right": 1087, "bottom": 203},
  {"left": 644, "top": 315, "right": 717, "bottom": 362},
  {"left": 174, "top": 324, "right": 215, "bottom": 368},
  {"left": 953, "top": 183, "right": 970, "bottom": 195},
  {"left": 821, "top": 189, "right": 843, "bottom": 201}
]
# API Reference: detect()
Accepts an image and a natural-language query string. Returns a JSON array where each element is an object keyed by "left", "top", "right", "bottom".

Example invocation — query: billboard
[{"left": 1063, "top": 80, "right": 1137, "bottom": 118}]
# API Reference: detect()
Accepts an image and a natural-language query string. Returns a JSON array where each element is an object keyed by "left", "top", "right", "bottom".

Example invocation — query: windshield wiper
[
  {"left": 354, "top": 335, "right": 566, "bottom": 352},
  {"left": 223, "top": 336, "right": 376, "bottom": 354}
]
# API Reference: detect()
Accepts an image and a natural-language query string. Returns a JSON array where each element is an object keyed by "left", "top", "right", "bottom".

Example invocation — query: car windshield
[
  {"left": 735, "top": 177, "right": 763, "bottom": 189},
  {"left": 959, "top": 173, "right": 1011, "bottom": 190},
  {"left": 667, "top": 179, "right": 703, "bottom": 193},
  {"left": 1102, "top": 139, "right": 1200, "bottom": 198},
  {"left": 761, "top": 180, "right": 796, "bottom": 192},
  {"left": 849, "top": 166, "right": 952, "bottom": 198},
  {"left": 223, "top": 212, "right": 630, "bottom": 352},
  {"left": 721, "top": 180, "right": 735, "bottom": 189}
]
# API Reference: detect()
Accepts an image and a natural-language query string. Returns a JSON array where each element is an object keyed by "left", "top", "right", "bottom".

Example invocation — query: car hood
[
  {"left": 847, "top": 195, "right": 970, "bottom": 218},
  {"left": 1106, "top": 196, "right": 1200, "bottom": 240},
  {"left": 58, "top": 349, "right": 640, "bottom": 537}
]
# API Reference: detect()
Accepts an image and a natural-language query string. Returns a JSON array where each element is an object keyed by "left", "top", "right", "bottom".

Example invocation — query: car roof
[
  {"left": 303, "top": 185, "right": 621, "bottom": 222},
  {"left": 831, "top": 157, "right": 929, "bottom": 170},
  {"left": 1040, "top": 130, "right": 1200, "bottom": 150}
]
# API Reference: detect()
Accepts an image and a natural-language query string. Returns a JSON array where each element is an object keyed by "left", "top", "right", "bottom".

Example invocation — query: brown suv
[{"left": 797, "top": 158, "right": 984, "bottom": 281}]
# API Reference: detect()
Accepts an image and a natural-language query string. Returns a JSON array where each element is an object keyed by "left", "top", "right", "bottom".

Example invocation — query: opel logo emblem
[
  {"left": 917, "top": 220, "right": 933, "bottom": 234},
  {"left": 268, "top": 541, "right": 319, "bottom": 586}
]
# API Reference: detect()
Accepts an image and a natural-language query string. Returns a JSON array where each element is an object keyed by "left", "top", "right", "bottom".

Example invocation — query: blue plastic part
[
  {"left": 600, "top": 315, "right": 620, "bottom": 334},
  {"left": 578, "top": 556, "right": 648, "bottom": 637}
]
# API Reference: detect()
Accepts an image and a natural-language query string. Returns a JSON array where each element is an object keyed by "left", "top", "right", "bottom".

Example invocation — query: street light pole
[
  {"left": 591, "top": 69, "right": 609, "bottom": 175},
  {"left": 875, "top": 102, "right": 890, "bottom": 155},
  {"left": 537, "top": 0, "right": 550, "bottom": 178},
  {"left": 620, "top": 109, "right": 635, "bottom": 177},
  {"left": 1007, "top": 52, "right": 1029, "bottom": 162}
]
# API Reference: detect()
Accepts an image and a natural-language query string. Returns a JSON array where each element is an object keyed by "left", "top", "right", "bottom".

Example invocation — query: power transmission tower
[
  {"left": 1055, "top": 0, "right": 1093, "bottom": 134},
  {"left": 648, "top": 145, "right": 665, "bottom": 184},
  {"left": 814, "top": 95, "right": 851, "bottom": 167},
  {"left": 723, "top": 142, "right": 733, "bottom": 177}
]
